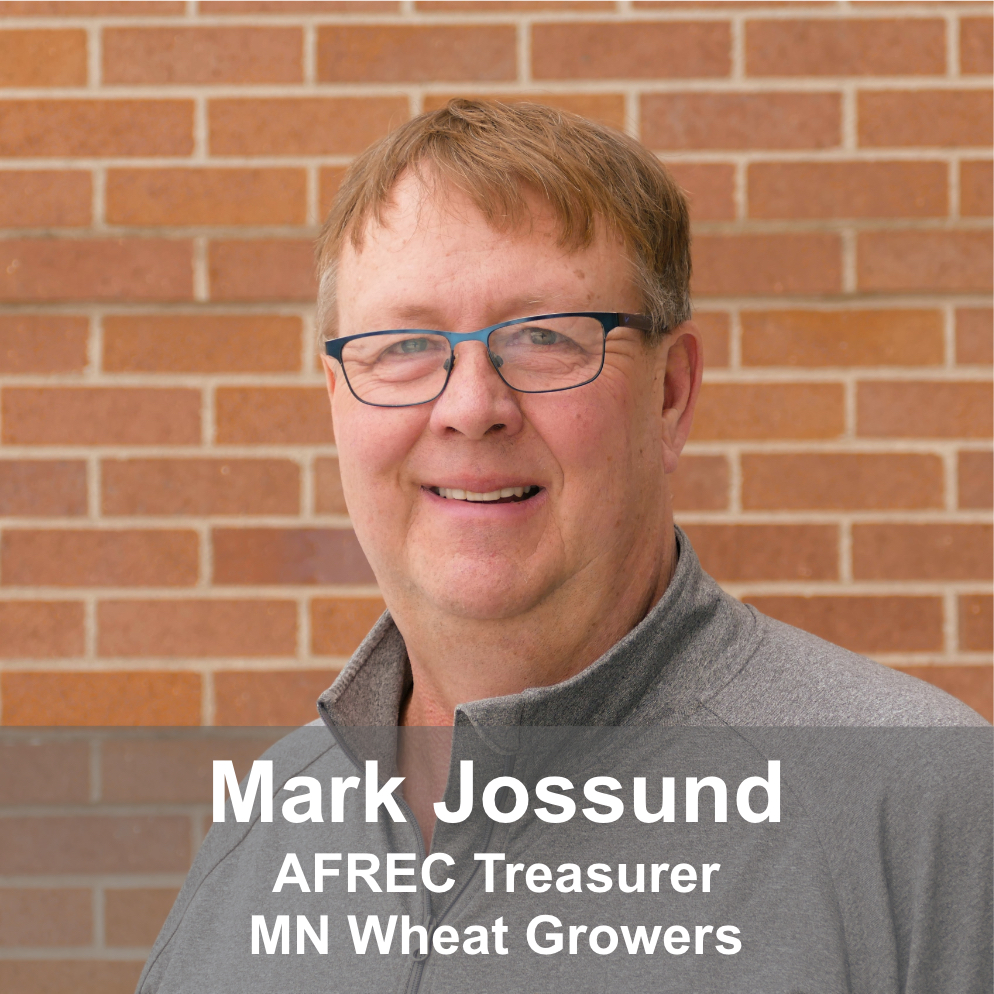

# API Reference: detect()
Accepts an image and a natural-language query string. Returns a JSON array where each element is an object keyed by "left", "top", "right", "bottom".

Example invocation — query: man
[{"left": 137, "top": 101, "right": 990, "bottom": 993}]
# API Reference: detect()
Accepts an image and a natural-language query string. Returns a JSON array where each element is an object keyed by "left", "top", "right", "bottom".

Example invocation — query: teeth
[{"left": 436, "top": 486, "right": 536, "bottom": 502}]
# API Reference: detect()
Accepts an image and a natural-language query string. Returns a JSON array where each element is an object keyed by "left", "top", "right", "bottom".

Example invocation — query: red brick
[
  {"left": 203, "top": 1, "right": 399, "bottom": 10},
  {"left": 0, "top": 315, "right": 88, "bottom": 374},
  {"left": 633, "top": 2, "right": 843, "bottom": 7},
  {"left": 670, "top": 454, "right": 729, "bottom": 511},
  {"left": 0, "top": 2, "right": 184, "bottom": 12},
  {"left": 319, "top": 166, "right": 349, "bottom": 218},
  {"left": 103, "top": 314, "right": 300, "bottom": 374},
  {"left": 98, "top": 599, "right": 296, "bottom": 658},
  {"left": 857, "top": 381, "right": 993, "bottom": 438},
  {"left": 853, "top": 523, "right": 993, "bottom": 581},
  {"left": 110, "top": 740, "right": 197, "bottom": 807},
  {"left": 693, "top": 234, "right": 842, "bottom": 295},
  {"left": 0, "top": 29, "right": 86, "bottom": 87},
  {"left": 311, "top": 596, "right": 386, "bottom": 655},
  {"left": 106, "top": 169, "right": 306, "bottom": 226},
  {"left": 209, "top": 97, "right": 407, "bottom": 156},
  {"left": 0, "top": 170, "right": 90, "bottom": 227},
  {"left": 742, "top": 453, "right": 944, "bottom": 510},
  {"left": 2, "top": 388, "right": 200, "bottom": 445},
  {"left": 314, "top": 456, "right": 348, "bottom": 514},
  {"left": 642, "top": 92, "right": 840, "bottom": 150},
  {"left": 748, "top": 161, "right": 947, "bottom": 218},
  {"left": 682, "top": 524, "right": 838, "bottom": 581},
  {"left": 0, "top": 100, "right": 193, "bottom": 157},
  {"left": 0, "top": 813, "right": 191, "bottom": 871},
  {"left": 0, "top": 889, "right": 91, "bottom": 946},
  {"left": 694, "top": 383, "right": 845, "bottom": 440},
  {"left": 0, "top": 739, "right": 89, "bottom": 802},
  {"left": 215, "top": 669, "right": 340, "bottom": 725},
  {"left": 0, "top": 602, "right": 84, "bottom": 658},
  {"left": 961, "top": 160, "right": 993, "bottom": 216},
  {"left": 859, "top": 90, "right": 993, "bottom": 147},
  {"left": 105, "top": 889, "right": 180, "bottom": 947},
  {"left": 668, "top": 162, "right": 736, "bottom": 221},
  {"left": 103, "top": 27, "right": 302, "bottom": 85},
  {"left": 215, "top": 387, "right": 333, "bottom": 445},
  {"left": 101, "top": 734, "right": 278, "bottom": 802},
  {"left": 694, "top": 311, "right": 730, "bottom": 367},
  {"left": 209, "top": 240, "right": 315, "bottom": 301},
  {"left": 531, "top": 21, "right": 730, "bottom": 79},
  {"left": 102, "top": 458, "right": 299, "bottom": 516},
  {"left": 858, "top": 230, "right": 993, "bottom": 293},
  {"left": 961, "top": 16, "right": 994, "bottom": 74},
  {"left": 959, "top": 450, "right": 993, "bottom": 509},
  {"left": 747, "top": 595, "right": 943, "bottom": 653},
  {"left": 212, "top": 528, "right": 375, "bottom": 585},
  {"left": 742, "top": 309, "right": 944, "bottom": 367},
  {"left": 417, "top": 1, "right": 612, "bottom": 9},
  {"left": 746, "top": 18, "right": 945, "bottom": 76},
  {"left": 318, "top": 25, "right": 515, "bottom": 83},
  {"left": 0, "top": 460, "right": 86, "bottom": 516},
  {"left": 956, "top": 307, "right": 993, "bottom": 365},
  {"left": 0, "top": 239, "right": 193, "bottom": 302},
  {"left": 1, "top": 530, "right": 199, "bottom": 587},
  {"left": 893, "top": 665, "right": 992, "bottom": 723},
  {"left": 960, "top": 594, "right": 993, "bottom": 651},
  {"left": 0, "top": 963, "right": 141, "bottom": 994},
  {"left": 1, "top": 671, "right": 201, "bottom": 726}
]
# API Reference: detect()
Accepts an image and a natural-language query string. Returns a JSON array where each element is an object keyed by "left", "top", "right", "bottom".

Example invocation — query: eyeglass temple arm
[{"left": 616, "top": 313, "right": 662, "bottom": 334}]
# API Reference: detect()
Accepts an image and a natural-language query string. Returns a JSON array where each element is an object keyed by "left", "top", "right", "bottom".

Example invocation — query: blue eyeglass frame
[{"left": 323, "top": 311, "right": 659, "bottom": 408}]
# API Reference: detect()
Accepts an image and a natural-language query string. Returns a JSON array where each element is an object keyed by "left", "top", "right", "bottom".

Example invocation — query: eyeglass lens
[{"left": 340, "top": 315, "right": 606, "bottom": 406}]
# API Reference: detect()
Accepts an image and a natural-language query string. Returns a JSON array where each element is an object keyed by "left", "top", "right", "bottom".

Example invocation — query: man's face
[{"left": 325, "top": 173, "right": 681, "bottom": 623}]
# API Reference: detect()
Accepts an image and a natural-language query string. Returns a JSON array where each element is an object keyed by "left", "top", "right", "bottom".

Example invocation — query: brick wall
[
  {"left": 0, "top": 0, "right": 991, "bottom": 727},
  {"left": 0, "top": 727, "right": 278, "bottom": 993}
]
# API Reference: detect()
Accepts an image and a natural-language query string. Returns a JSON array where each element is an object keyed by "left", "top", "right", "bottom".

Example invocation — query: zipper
[
  {"left": 317, "top": 712, "right": 432, "bottom": 994},
  {"left": 318, "top": 713, "right": 515, "bottom": 994}
]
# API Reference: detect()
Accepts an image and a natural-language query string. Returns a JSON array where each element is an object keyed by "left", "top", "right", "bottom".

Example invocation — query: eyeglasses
[{"left": 324, "top": 312, "right": 657, "bottom": 408}]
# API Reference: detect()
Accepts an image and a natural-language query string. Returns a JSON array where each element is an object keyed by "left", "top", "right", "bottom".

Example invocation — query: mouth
[{"left": 426, "top": 485, "right": 542, "bottom": 504}]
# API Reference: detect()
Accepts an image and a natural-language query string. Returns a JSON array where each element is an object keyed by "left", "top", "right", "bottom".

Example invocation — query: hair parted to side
[{"left": 315, "top": 98, "right": 691, "bottom": 343}]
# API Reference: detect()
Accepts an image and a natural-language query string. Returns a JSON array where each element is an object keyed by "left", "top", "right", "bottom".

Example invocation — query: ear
[
  {"left": 658, "top": 321, "right": 703, "bottom": 475},
  {"left": 321, "top": 354, "right": 338, "bottom": 400}
]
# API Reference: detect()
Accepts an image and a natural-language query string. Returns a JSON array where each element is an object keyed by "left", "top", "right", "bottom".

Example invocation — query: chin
[{"left": 410, "top": 553, "right": 553, "bottom": 622}]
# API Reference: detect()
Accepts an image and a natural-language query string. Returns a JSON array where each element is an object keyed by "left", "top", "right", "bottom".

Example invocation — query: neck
[{"left": 397, "top": 517, "right": 677, "bottom": 728}]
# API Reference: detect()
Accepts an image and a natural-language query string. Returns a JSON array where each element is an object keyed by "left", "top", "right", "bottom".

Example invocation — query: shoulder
[{"left": 707, "top": 607, "right": 989, "bottom": 727}]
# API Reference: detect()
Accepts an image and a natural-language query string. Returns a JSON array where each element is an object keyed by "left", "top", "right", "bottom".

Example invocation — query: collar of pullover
[{"left": 317, "top": 527, "right": 760, "bottom": 743}]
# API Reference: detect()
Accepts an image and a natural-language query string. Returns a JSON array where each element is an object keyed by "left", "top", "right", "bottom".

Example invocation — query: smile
[{"left": 428, "top": 485, "right": 541, "bottom": 503}]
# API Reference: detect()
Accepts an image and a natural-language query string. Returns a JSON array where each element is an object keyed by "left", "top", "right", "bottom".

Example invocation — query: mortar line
[
  {"left": 944, "top": 589, "right": 959, "bottom": 655},
  {"left": 202, "top": 669, "right": 214, "bottom": 726},
  {"left": 303, "top": 22, "right": 317, "bottom": 86},
  {"left": 518, "top": 19, "right": 531, "bottom": 86},
  {"left": 949, "top": 158, "right": 961, "bottom": 219},
  {"left": 93, "top": 883, "right": 105, "bottom": 951},
  {"left": 838, "top": 518, "right": 853, "bottom": 584},
  {"left": 86, "top": 23, "right": 101, "bottom": 89},
  {"left": 298, "top": 596, "right": 310, "bottom": 663},
  {"left": 946, "top": 11, "right": 960, "bottom": 78},
  {"left": 947, "top": 444, "right": 961, "bottom": 513}
]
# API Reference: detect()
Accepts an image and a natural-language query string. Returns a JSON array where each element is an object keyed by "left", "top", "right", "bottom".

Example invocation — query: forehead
[{"left": 337, "top": 173, "right": 636, "bottom": 326}]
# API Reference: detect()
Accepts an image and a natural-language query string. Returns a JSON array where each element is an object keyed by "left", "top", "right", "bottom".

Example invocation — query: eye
[
  {"left": 397, "top": 337, "right": 429, "bottom": 353},
  {"left": 527, "top": 327, "right": 559, "bottom": 346}
]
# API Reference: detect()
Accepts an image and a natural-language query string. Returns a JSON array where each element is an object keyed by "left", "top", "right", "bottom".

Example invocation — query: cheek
[
  {"left": 526, "top": 378, "right": 639, "bottom": 498},
  {"left": 332, "top": 394, "right": 426, "bottom": 509}
]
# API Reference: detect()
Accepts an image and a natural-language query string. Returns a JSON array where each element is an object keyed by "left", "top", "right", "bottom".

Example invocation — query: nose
[{"left": 428, "top": 341, "right": 524, "bottom": 440}]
